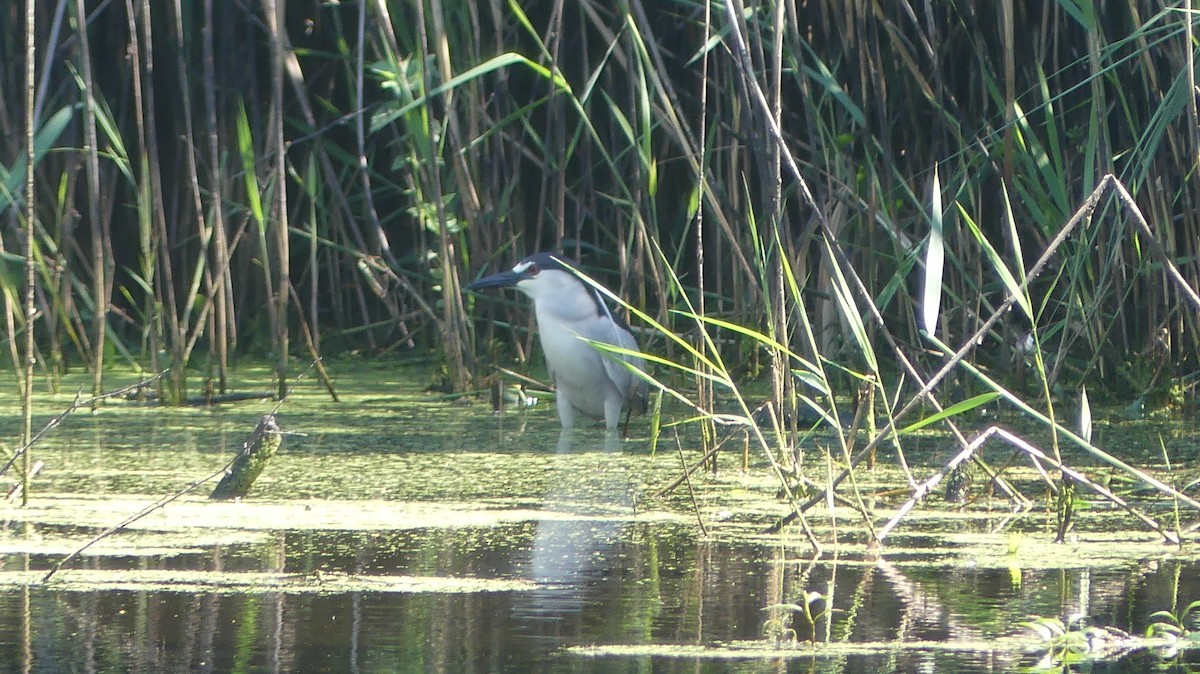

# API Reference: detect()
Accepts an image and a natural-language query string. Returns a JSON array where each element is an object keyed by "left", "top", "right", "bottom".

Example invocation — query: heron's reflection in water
[{"left": 512, "top": 428, "right": 634, "bottom": 630}]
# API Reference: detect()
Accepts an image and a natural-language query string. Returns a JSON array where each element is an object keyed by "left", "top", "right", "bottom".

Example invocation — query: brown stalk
[
  {"left": 353, "top": 0, "right": 388, "bottom": 330},
  {"left": 122, "top": 0, "right": 161, "bottom": 394},
  {"left": 276, "top": 7, "right": 396, "bottom": 350},
  {"left": 877, "top": 426, "right": 1180, "bottom": 544},
  {"left": 167, "top": 0, "right": 221, "bottom": 383},
  {"left": 202, "top": 0, "right": 233, "bottom": 390},
  {"left": 265, "top": 0, "right": 290, "bottom": 399},
  {"left": 694, "top": 0, "right": 715, "bottom": 455},
  {"left": 414, "top": 0, "right": 472, "bottom": 391},
  {"left": 21, "top": 0, "right": 36, "bottom": 505},
  {"left": 135, "top": 0, "right": 186, "bottom": 401},
  {"left": 722, "top": 0, "right": 1025, "bottom": 533}
]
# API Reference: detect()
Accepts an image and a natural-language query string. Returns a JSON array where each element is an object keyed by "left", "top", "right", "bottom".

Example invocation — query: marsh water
[{"left": 1, "top": 361, "right": 1200, "bottom": 673}]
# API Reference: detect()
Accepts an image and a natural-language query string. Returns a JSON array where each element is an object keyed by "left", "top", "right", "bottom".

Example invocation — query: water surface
[{"left": 0, "top": 361, "right": 1197, "bottom": 672}]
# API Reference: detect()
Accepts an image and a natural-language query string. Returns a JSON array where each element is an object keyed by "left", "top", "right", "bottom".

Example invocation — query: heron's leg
[
  {"left": 556, "top": 428, "right": 577, "bottom": 452},
  {"left": 555, "top": 390, "right": 578, "bottom": 428},
  {"left": 603, "top": 392, "right": 623, "bottom": 430}
]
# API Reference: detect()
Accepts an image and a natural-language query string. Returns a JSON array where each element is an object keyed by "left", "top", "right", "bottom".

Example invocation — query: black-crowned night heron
[{"left": 468, "top": 252, "right": 648, "bottom": 429}]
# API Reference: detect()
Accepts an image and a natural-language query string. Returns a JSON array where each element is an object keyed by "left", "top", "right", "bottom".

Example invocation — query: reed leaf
[{"left": 920, "top": 166, "right": 945, "bottom": 336}]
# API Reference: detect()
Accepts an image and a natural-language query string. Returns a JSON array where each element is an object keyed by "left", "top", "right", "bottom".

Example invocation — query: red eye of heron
[{"left": 526, "top": 262, "right": 540, "bottom": 276}]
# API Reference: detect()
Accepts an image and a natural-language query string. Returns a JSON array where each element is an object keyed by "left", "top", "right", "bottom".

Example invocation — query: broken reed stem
[
  {"left": 673, "top": 429, "right": 707, "bottom": 537},
  {"left": 44, "top": 362, "right": 319, "bottom": 582},
  {"left": 287, "top": 282, "right": 339, "bottom": 402},
  {"left": 43, "top": 451, "right": 241, "bottom": 582},
  {"left": 876, "top": 426, "right": 1180, "bottom": 545},
  {"left": 772, "top": 174, "right": 1187, "bottom": 533},
  {"left": 723, "top": 0, "right": 1025, "bottom": 532},
  {"left": 0, "top": 371, "right": 170, "bottom": 480},
  {"left": 655, "top": 418, "right": 743, "bottom": 497}
]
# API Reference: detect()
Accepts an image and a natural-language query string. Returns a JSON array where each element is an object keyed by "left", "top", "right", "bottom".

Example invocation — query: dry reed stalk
[
  {"left": 21, "top": 0, "right": 36, "bottom": 505},
  {"left": 265, "top": 0, "right": 290, "bottom": 398}
]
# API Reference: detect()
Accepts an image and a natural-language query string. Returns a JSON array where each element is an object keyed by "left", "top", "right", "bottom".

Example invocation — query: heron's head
[{"left": 467, "top": 253, "right": 580, "bottom": 299}]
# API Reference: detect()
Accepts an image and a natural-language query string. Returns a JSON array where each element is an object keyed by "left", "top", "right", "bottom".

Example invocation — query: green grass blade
[{"left": 898, "top": 392, "right": 1000, "bottom": 434}]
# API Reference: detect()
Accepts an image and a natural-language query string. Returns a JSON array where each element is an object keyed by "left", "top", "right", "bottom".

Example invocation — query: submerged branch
[
  {"left": 43, "top": 363, "right": 320, "bottom": 581},
  {"left": 0, "top": 371, "right": 169, "bottom": 480},
  {"left": 876, "top": 426, "right": 1182, "bottom": 545},
  {"left": 42, "top": 449, "right": 241, "bottom": 582}
]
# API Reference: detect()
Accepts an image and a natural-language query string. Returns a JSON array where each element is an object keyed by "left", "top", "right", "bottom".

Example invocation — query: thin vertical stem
[
  {"left": 769, "top": 0, "right": 787, "bottom": 426},
  {"left": 696, "top": 0, "right": 714, "bottom": 454},
  {"left": 169, "top": 0, "right": 218, "bottom": 373},
  {"left": 22, "top": 0, "right": 37, "bottom": 505},
  {"left": 203, "top": 0, "right": 232, "bottom": 391},
  {"left": 415, "top": 0, "right": 471, "bottom": 392},
  {"left": 123, "top": 0, "right": 162, "bottom": 395},
  {"left": 273, "top": 0, "right": 286, "bottom": 395},
  {"left": 354, "top": 0, "right": 386, "bottom": 292},
  {"left": 74, "top": 0, "right": 108, "bottom": 403},
  {"left": 266, "top": 0, "right": 289, "bottom": 397},
  {"left": 137, "top": 0, "right": 185, "bottom": 401}
]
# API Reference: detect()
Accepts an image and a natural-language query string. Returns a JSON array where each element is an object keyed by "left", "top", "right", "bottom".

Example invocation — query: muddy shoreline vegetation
[{"left": 2, "top": 1, "right": 1200, "bottom": 670}]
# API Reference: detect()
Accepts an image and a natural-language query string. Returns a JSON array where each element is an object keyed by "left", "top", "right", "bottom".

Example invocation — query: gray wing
[{"left": 597, "top": 304, "right": 648, "bottom": 411}]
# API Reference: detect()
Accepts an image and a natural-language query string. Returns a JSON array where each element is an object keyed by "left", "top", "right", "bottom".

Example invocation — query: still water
[{"left": 0, "top": 362, "right": 1198, "bottom": 672}]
